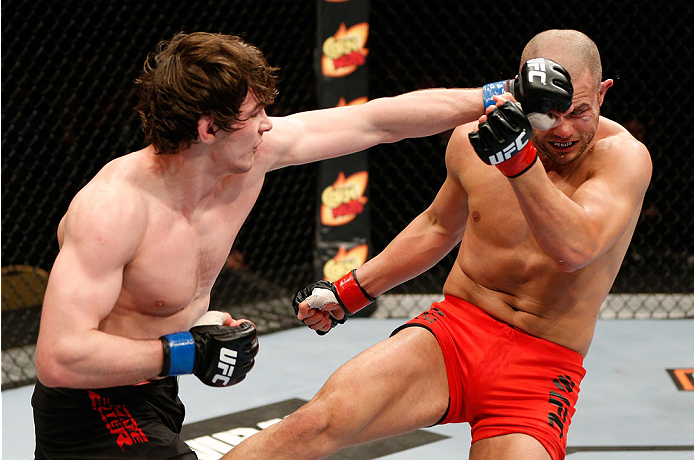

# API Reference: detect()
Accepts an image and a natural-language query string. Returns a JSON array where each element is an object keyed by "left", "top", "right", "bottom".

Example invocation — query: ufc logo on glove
[
  {"left": 488, "top": 131, "right": 530, "bottom": 165},
  {"left": 159, "top": 318, "right": 258, "bottom": 387},
  {"left": 526, "top": 58, "right": 547, "bottom": 84},
  {"left": 212, "top": 348, "right": 238, "bottom": 386}
]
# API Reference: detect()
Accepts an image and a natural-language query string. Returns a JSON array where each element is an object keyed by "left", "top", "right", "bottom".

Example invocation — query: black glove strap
[{"left": 159, "top": 337, "right": 171, "bottom": 377}]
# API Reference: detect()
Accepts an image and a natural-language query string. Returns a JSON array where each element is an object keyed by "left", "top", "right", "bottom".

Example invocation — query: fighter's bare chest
[
  {"left": 461, "top": 163, "right": 579, "bottom": 245},
  {"left": 463, "top": 168, "right": 527, "bottom": 239},
  {"left": 120, "top": 188, "right": 261, "bottom": 313}
]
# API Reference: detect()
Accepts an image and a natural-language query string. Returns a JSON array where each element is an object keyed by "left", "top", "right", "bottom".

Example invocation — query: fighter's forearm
[
  {"left": 356, "top": 212, "right": 463, "bottom": 297},
  {"left": 35, "top": 330, "right": 164, "bottom": 388},
  {"left": 509, "top": 163, "right": 600, "bottom": 272},
  {"left": 365, "top": 88, "right": 485, "bottom": 142}
]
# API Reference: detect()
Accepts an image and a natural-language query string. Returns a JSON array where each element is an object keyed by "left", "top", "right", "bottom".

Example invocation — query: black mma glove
[
  {"left": 469, "top": 101, "right": 538, "bottom": 178},
  {"left": 292, "top": 269, "right": 375, "bottom": 335},
  {"left": 482, "top": 57, "right": 573, "bottom": 130},
  {"left": 159, "top": 312, "right": 258, "bottom": 387}
]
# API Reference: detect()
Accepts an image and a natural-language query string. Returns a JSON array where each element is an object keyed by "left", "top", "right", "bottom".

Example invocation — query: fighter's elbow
[
  {"left": 35, "top": 357, "right": 67, "bottom": 388},
  {"left": 549, "top": 223, "right": 605, "bottom": 273},
  {"left": 555, "top": 258, "right": 584, "bottom": 273},
  {"left": 553, "top": 245, "right": 598, "bottom": 273},
  {"left": 35, "top": 344, "right": 77, "bottom": 388}
]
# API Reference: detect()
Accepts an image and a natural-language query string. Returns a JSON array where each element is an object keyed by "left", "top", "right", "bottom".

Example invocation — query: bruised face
[{"left": 531, "top": 72, "right": 610, "bottom": 167}]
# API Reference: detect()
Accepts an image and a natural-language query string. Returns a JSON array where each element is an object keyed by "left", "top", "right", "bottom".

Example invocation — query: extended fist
[{"left": 483, "top": 57, "right": 573, "bottom": 130}]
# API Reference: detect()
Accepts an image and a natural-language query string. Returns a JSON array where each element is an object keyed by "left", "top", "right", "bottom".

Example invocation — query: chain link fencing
[{"left": 2, "top": 0, "right": 692, "bottom": 389}]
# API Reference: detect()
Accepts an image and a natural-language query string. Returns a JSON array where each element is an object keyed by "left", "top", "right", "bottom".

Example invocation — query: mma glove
[
  {"left": 469, "top": 101, "right": 538, "bottom": 178},
  {"left": 159, "top": 311, "right": 258, "bottom": 387},
  {"left": 292, "top": 269, "right": 375, "bottom": 335},
  {"left": 482, "top": 57, "right": 573, "bottom": 130}
]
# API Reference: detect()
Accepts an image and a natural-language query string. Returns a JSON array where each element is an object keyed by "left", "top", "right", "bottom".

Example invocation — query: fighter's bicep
[
  {"left": 424, "top": 133, "right": 472, "bottom": 238},
  {"left": 44, "top": 189, "right": 146, "bottom": 325},
  {"left": 572, "top": 141, "right": 651, "bottom": 251},
  {"left": 42, "top": 242, "right": 126, "bottom": 327},
  {"left": 264, "top": 111, "right": 377, "bottom": 170}
]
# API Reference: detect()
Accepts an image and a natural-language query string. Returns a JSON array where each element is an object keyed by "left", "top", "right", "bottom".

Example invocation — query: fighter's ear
[
  {"left": 197, "top": 116, "right": 216, "bottom": 144},
  {"left": 598, "top": 79, "right": 613, "bottom": 106}
]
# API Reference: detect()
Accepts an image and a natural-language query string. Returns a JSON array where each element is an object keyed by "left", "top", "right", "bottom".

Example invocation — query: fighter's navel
[{"left": 155, "top": 300, "right": 166, "bottom": 307}]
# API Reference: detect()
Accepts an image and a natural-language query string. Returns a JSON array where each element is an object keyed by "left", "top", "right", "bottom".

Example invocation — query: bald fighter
[{"left": 224, "top": 29, "right": 651, "bottom": 460}]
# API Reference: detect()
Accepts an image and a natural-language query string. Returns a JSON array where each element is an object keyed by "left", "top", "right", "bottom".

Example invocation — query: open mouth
[{"left": 549, "top": 140, "right": 578, "bottom": 150}]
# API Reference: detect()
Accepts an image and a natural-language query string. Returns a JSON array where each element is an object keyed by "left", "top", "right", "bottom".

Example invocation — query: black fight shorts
[{"left": 32, "top": 377, "right": 197, "bottom": 459}]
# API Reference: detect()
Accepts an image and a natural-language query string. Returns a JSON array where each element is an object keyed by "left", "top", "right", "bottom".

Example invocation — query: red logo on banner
[
  {"left": 336, "top": 96, "right": 368, "bottom": 107},
  {"left": 322, "top": 22, "right": 369, "bottom": 77},
  {"left": 321, "top": 171, "right": 368, "bottom": 226},
  {"left": 323, "top": 245, "right": 369, "bottom": 282}
]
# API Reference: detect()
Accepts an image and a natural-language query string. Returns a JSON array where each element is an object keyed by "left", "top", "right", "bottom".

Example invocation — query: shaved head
[{"left": 521, "top": 29, "right": 602, "bottom": 90}]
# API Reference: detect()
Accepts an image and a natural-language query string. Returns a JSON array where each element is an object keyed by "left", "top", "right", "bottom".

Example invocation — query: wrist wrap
[
  {"left": 495, "top": 142, "right": 538, "bottom": 178},
  {"left": 159, "top": 331, "right": 195, "bottom": 377},
  {"left": 334, "top": 269, "right": 375, "bottom": 315},
  {"left": 482, "top": 80, "right": 510, "bottom": 109}
]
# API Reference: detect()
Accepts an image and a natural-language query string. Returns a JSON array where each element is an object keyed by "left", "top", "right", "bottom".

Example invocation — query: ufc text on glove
[{"left": 482, "top": 57, "right": 573, "bottom": 131}]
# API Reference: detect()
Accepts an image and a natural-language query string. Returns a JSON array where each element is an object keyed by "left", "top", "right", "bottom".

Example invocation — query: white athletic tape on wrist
[
  {"left": 192, "top": 311, "right": 228, "bottom": 327},
  {"left": 305, "top": 287, "right": 339, "bottom": 309}
]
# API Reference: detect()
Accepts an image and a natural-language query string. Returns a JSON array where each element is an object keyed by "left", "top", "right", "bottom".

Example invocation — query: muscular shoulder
[
  {"left": 591, "top": 117, "right": 652, "bottom": 185},
  {"left": 444, "top": 122, "right": 493, "bottom": 186},
  {"left": 445, "top": 122, "right": 479, "bottom": 165},
  {"left": 61, "top": 168, "right": 148, "bottom": 263}
]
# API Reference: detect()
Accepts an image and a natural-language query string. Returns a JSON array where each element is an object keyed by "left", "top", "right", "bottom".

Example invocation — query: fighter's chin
[
  {"left": 239, "top": 161, "right": 255, "bottom": 174},
  {"left": 538, "top": 144, "right": 581, "bottom": 165},
  {"left": 228, "top": 158, "right": 255, "bottom": 175}
]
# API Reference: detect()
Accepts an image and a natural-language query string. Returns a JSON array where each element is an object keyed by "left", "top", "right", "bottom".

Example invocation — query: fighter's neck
[{"left": 144, "top": 145, "right": 229, "bottom": 215}]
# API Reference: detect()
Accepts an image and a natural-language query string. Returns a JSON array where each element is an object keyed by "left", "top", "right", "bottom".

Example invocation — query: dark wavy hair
[{"left": 135, "top": 32, "right": 278, "bottom": 154}]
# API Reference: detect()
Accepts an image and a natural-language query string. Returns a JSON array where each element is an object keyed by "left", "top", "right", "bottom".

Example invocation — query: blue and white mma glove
[
  {"left": 482, "top": 57, "right": 573, "bottom": 130},
  {"left": 159, "top": 311, "right": 258, "bottom": 387}
]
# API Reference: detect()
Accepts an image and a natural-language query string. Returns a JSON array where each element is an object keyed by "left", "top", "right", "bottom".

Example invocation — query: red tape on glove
[
  {"left": 495, "top": 142, "right": 538, "bottom": 178},
  {"left": 334, "top": 270, "right": 374, "bottom": 314}
]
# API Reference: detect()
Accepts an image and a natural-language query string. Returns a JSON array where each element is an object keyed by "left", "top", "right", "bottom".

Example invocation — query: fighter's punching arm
[
  {"left": 294, "top": 137, "right": 470, "bottom": 333},
  {"left": 469, "top": 98, "right": 652, "bottom": 272},
  {"left": 482, "top": 57, "right": 573, "bottom": 130},
  {"left": 264, "top": 88, "right": 486, "bottom": 171},
  {"left": 264, "top": 58, "right": 572, "bottom": 173}
]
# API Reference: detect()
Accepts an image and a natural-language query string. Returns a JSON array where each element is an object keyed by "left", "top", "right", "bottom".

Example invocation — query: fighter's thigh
[
  {"left": 315, "top": 326, "right": 448, "bottom": 438},
  {"left": 469, "top": 433, "right": 551, "bottom": 460}
]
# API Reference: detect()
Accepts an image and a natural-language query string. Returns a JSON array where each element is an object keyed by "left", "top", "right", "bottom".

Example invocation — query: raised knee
[
  {"left": 284, "top": 399, "right": 334, "bottom": 437},
  {"left": 275, "top": 398, "right": 347, "bottom": 456}
]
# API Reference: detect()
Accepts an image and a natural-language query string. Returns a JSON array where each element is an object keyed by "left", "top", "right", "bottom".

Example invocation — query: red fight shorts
[{"left": 391, "top": 295, "right": 586, "bottom": 460}]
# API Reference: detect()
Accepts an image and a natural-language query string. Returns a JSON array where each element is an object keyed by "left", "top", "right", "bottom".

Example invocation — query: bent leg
[
  {"left": 222, "top": 327, "right": 448, "bottom": 460},
  {"left": 470, "top": 433, "right": 552, "bottom": 460}
]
